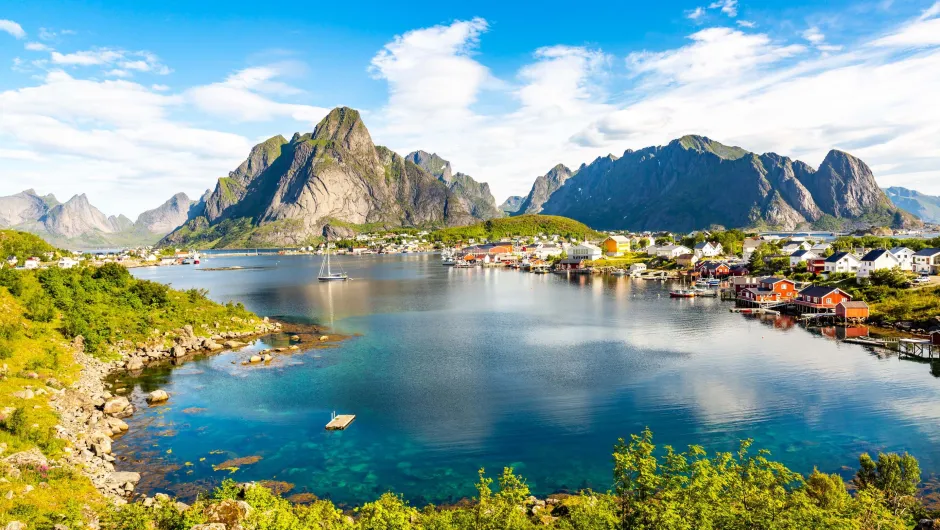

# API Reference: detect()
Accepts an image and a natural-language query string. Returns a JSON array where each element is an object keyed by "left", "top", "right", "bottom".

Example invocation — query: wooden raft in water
[{"left": 326, "top": 414, "right": 356, "bottom": 430}]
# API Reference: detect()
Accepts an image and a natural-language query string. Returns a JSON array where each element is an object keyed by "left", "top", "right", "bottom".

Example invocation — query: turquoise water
[{"left": 118, "top": 253, "right": 940, "bottom": 506}]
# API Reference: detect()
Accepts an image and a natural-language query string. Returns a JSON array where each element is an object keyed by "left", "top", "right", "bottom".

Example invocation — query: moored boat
[{"left": 670, "top": 289, "right": 696, "bottom": 298}]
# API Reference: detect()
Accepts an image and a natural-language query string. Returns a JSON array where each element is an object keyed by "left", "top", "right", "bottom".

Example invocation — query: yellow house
[{"left": 602, "top": 235, "right": 631, "bottom": 256}]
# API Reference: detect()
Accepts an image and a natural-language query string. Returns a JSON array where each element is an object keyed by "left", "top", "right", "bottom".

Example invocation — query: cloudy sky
[{"left": 2, "top": 0, "right": 940, "bottom": 218}]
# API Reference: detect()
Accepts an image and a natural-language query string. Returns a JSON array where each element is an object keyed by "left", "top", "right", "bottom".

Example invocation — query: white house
[
  {"left": 693, "top": 241, "right": 723, "bottom": 258},
  {"left": 654, "top": 245, "right": 692, "bottom": 259},
  {"left": 160, "top": 257, "right": 177, "bottom": 265},
  {"left": 5, "top": 256, "right": 17, "bottom": 267},
  {"left": 811, "top": 242, "right": 832, "bottom": 254},
  {"left": 857, "top": 249, "right": 901, "bottom": 279},
  {"left": 742, "top": 238, "right": 762, "bottom": 261},
  {"left": 24, "top": 257, "right": 41, "bottom": 270},
  {"left": 789, "top": 249, "right": 817, "bottom": 269},
  {"left": 531, "top": 243, "right": 563, "bottom": 260},
  {"left": 782, "top": 241, "right": 812, "bottom": 254},
  {"left": 824, "top": 252, "right": 861, "bottom": 274},
  {"left": 569, "top": 242, "right": 602, "bottom": 261},
  {"left": 889, "top": 247, "right": 914, "bottom": 271},
  {"left": 913, "top": 248, "right": 940, "bottom": 275},
  {"left": 628, "top": 263, "right": 647, "bottom": 274},
  {"left": 57, "top": 257, "right": 78, "bottom": 269}
]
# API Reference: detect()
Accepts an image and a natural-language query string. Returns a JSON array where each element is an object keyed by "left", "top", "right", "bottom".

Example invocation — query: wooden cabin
[{"left": 836, "top": 301, "right": 870, "bottom": 321}]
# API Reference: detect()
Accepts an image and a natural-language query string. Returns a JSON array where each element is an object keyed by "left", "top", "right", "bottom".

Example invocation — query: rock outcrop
[
  {"left": 516, "top": 164, "right": 573, "bottom": 215},
  {"left": 135, "top": 192, "right": 196, "bottom": 234},
  {"left": 407, "top": 150, "right": 503, "bottom": 220},
  {"left": 499, "top": 196, "right": 524, "bottom": 214},
  {"left": 885, "top": 186, "right": 940, "bottom": 224}
]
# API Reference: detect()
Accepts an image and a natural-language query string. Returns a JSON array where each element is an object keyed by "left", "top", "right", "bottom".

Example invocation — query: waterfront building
[
  {"left": 570, "top": 242, "right": 602, "bottom": 261},
  {"left": 823, "top": 252, "right": 860, "bottom": 274},
  {"left": 795, "top": 286, "right": 853, "bottom": 312},
  {"left": 857, "top": 249, "right": 901, "bottom": 279},
  {"left": 601, "top": 236, "right": 631, "bottom": 256}
]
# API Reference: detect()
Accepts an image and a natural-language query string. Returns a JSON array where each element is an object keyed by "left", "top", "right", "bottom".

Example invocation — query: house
[
  {"left": 351, "top": 246, "right": 369, "bottom": 255},
  {"left": 693, "top": 241, "right": 722, "bottom": 258},
  {"left": 631, "top": 236, "right": 652, "bottom": 250},
  {"left": 836, "top": 301, "right": 870, "bottom": 321},
  {"left": 742, "top": 238, "right": 763, "bottom": 261},
  {"left": 569, "top": 242, "right": 602, "bottom": 261},
  {"left": 677, "top": 254, "right": 699, "bottom": 268},
  {"left": 795, "top": 286, "right": 852, "bottom": 311},
  {"left": 57, "top": 257, "right": 78, "bottom": 269},
  {"left": 782, "top": 241, "right": 811, "bottom": 254},
  {"left": 145, "top": 253, "right": 158, "bottom": 262},
  {"left": 24, "top": 257, "right": 41, "bottom": 270},
  {"left": 529, "top": 243, "right": 563, "bottom": 260},
  {"left": 729, "top": 264, "right": 750, "bottom": 276},
  {"left": 654, "top": 245, "right": 692, "bottom": 259},
  {"left": 913, "top": 248, "right": 940, "bottom": 275},
  {"left": 700, "top": 261, "right": 731, "bottom": 278},
  {"left": 160, "top": 257, "right": 177, "bottom": 265},
  {"left": 811, "top": 242, "right": 832, "bottom": 254},
  {"left": 824, "top": 252, "right": 860, "bottom": 274},
  {"left": 857, "top": 249, "right": 901, "bottom": 279},
  {"left": 556, "top": 258, "right": 588, "bottom": 271},
  {"left": 5, "top": 256, "right": 17, "bottom": 267},
  {"left": 789, "top": 249, "right": 817, "bottom": 269},
  {"left": 806, "top": 258, "right": 826, "bottom": 274},
  {"left": 889, "top": 247, "right": 914, "bottom": 271},
  {"left": 602, "top": 236, "right": 631, "bottom": 257},
  {"left": 628, "top": 263, "right": 647, "bottom": 274},
  {"left": 738, "top": 277, "right": 797, "bottom": 304}
]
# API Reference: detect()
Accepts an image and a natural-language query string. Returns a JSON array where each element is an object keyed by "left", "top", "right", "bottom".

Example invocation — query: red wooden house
[
  {"left": 738, "top": 277, "right": 797, "bottom": 304},
  {"left": 836, "top": 301, "right": 870, "bottom": 321},
  {"left": 795, "top": 286, "right": 852, "bottom": 312},
  {"left": 806, "top": 258, "right": 826, "bottom": 274}
]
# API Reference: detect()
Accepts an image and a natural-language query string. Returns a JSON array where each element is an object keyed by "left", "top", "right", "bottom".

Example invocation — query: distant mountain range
[
  {"left": 162, "top": 107, "right": 498, "bottom": 248},
  {"left": 884, "top": 187, "right": 940, "bottom": 225},
  {"left": 514, "top": 135, "right": 917, "bottom": 232},
  {"left": 0, "top": 189, "right": 195, "bottom": 248},
  {"left": 499, "top": 196, "right": 524, "bottom": 214}
]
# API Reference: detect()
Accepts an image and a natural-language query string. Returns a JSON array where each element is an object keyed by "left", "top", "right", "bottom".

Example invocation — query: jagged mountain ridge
[
  {"left": 499, "top": 196, "right": 524, "bottom": 214},
  {"left": 514, "top": 164, "right": 573, "bottom": 215},
  {"left": 405, "top": 150, "right": 503, "bottom": 220},
  {"left": 163, "top": 107, "right": 479, "bottom": 248},
  {"left": 0, "top": 189, "right": 196, "bottom": 247},
  {"left": 538, "top": 135, "right": 919, "bottom": 232},
  {"left": 885, "top": 187, "right": 940, "bottom": 225}
]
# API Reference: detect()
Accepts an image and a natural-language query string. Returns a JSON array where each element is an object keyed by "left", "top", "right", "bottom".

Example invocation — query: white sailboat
[{"left": 318, "top": 240, "right": 348, "bottom": 282}]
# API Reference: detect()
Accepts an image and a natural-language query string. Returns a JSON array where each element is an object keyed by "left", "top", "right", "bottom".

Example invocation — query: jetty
[
  {"left": 729, "top": 307, "right": 780, "bottom": 315},
  {"left": 326, "top": 412, "right": 356, "bottom": 430}
]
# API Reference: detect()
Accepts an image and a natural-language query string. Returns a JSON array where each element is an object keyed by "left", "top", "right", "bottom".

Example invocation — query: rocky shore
[{"left": 46, "top": 317, "right": 281, "bottom": 502}]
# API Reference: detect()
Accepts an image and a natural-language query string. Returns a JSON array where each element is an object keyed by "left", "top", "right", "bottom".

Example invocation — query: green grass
[
  {"left": 431, "top": 215, "right": 603, "bottom": 244},
  {"left": 0, "top": 230, "right": 58, "bottom": 265}
]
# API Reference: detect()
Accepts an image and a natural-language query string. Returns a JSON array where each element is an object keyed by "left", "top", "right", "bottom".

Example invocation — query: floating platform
[{"left": 326, "top": 414, "right": 356, "bottom": 430}]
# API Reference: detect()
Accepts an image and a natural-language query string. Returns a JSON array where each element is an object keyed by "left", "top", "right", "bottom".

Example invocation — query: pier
[{"left": 326, "top": 413, "right": 356, "bottom": 430}]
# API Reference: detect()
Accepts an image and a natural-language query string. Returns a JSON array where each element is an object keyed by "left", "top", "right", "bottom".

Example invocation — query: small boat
[
  {"left": 670, "top": 289, "right": 696, "bottom": 298},
  {"left": 318, "top": 239, "right": 348, "bottom": 281},
  {"left": 694, "top": 279, "right": 709, "bottom": 287},
  {"left": 707, "top": 278, "right": 721, "bottom": 287},
  {"left": 442, "top": 258, "right": 456, "bottom": 266},
  {"left": 693, "top": 288, "right": 718, "bottom": 297},
  {"left": 611, "top": 269, "right": 627, "bottom": 276}
]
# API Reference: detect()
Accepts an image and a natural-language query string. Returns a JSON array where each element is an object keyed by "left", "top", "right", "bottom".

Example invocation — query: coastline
[{"left": 48, "top": 317, "right": 283, "bottom": 502}]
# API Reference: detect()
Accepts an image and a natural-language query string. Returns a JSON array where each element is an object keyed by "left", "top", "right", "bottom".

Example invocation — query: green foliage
[
  {"left": 431, "top": 215, "right": 602, "bottom": 244},
  {"left": 0, "top": 230, "right": 57, "bottom": 265},
  {"left": 357, "top": 492, "right": 419, "bottom": 530},
  {"left": 868, "top": 267, "right": 912, "bottom": 289},
  {"left": 855, "top": 452, "right": 921, "bottom": 517}
]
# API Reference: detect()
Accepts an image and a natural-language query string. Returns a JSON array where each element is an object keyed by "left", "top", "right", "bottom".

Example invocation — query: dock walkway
[{"left": 326, "top": 414, "right": 356, "bottom": 430}]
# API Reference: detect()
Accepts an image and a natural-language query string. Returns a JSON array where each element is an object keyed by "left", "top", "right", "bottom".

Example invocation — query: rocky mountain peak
[
  {"left": 311, "top": 107, "right": 375, "bottom": 159},
  {"left": 799, "top": 148, "right": 893, "bottom": 219},
  {"left": 673, "top": 135, "right": 749, "bottom": 160},
  {"left": 515, "top": 163, "right": 574, "bottom": 215},
  {"left": 406, "top": 151, "right": 453, "bottom": 181}
]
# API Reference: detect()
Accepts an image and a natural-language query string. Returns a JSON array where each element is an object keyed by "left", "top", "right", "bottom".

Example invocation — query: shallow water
[{"left": 117, "top": 253, "right": 940, "bottom": 505}]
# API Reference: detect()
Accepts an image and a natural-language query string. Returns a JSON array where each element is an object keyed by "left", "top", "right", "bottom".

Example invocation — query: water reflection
[{"left": 122, "top": 256, "right": 940, "bottom": 505}]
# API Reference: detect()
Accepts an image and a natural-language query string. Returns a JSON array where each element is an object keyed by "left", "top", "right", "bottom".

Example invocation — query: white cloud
[
  {"left": 737, "top": 20, "right": 757, "bottom": 28},
  {"left": 185, "top": 65, "right": 328, "bottom": 124},
  {"left": 871, "top": 6, "right": 940, "bottom": 47},
  {"left": 687, "top": 7, "right": 706, "bottom": 20},
  {"left": 151, "top": 84, "right": 170, "bottom": 91},
  {"left": 708, "top": 0, "right": 738, "bottom": 17},
  {"left": 803, "top": 27, "right": 825, "bottom": 44},
  {"left": 105, "top": 69, "right": 131, "bottom": 78},
  {"left": 48, "top": 47, "right": 170, "bottom": 74},
  {"left": 626, "top": 28, "right": 805, "bottom": 85},
  {"left": 25, "top": 41, "right": 51, "bottom": 51},
  {"left": 0, "top": 19, "right": 26, "bottom": 39}
]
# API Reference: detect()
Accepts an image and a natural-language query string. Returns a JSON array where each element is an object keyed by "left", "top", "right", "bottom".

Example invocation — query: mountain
[
  {"left": 163, "top": 107, "right": 479, "bottom": 248},
  {"left": 0, "top": 189, "right": 196, "bottom": 247},
  {"left": 538, "top": 135, "right": 918, "bottom": 232},
  {"left": 499, "top": 196, "right": 524, "bottom": 214},
  {"left": 406, "top": 150, "right": 503, "bottom": 220},
  {"left": 136, "top": 192, "right": 197, "bottom": 233},
  {"left": 515, "top": 164, "right": 573, "bottom": 215},
  {"left": 885, "top": 187, "right": 940, "bottom": 224}
]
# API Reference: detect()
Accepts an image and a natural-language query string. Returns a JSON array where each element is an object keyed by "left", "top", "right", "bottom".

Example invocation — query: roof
[
  {"left": 677, "top": 253, "right": 696, "bottom": 260},
  {"left": 825, "top": 251, "right": 855, "bottom": 263},
  {"left": 573, "top": 242, "right": 601, "bottom": 250},
  {"left": 799, "top": 286, "right": 848, "bottom": 298},
  {"left": 605, "top": 235, "right": 630, "bottom": 243},
  {"left": 659, "top": 244, "right": 688, "bottom": 251},
  {"left": 744, "top": 287, "right": 774, "bottom": 296},
  {"left": 889, "top": 246, "right": 912, "bottom": 254},
  {"left": 702, "top": 261, "right": 729, "bottom": 270},
  {"left": 759, "top": 277, "right": 792, "bottom": 285},
  {"left": 914, "top": 248, "right": 940, "bottom": 257},
  {"left": 837, "top": 301, "right": 869, "bottom": 309},
  {"left": 791, "top": 249, "right": 813, "bottom": 257},
  {"left": 693, "top": 242, "right": 710, "bottom": 250},
  {"left": 860, "top": 249, "right": 893, "bottom": 262},
  {"left": 558, "top": 258, "right": 585, "bottom": 265}
]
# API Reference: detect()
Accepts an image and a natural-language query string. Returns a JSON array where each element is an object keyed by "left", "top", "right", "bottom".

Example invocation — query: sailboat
[{"left": 318, "top": 240, "right": 348, "bottom": 281}]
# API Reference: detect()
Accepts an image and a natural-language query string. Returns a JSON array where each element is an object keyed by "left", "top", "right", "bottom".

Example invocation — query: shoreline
[{"left": 49, "top": 316, "right": 285, "bottom": 502}]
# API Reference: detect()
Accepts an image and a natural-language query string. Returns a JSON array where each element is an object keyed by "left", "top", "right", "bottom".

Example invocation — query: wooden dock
[{"left": 326, "top": 414, "right": 356, "bottom": 430}]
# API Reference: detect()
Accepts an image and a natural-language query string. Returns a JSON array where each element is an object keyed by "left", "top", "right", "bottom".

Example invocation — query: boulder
[
  {"left": 147, "top": 390, "right": 170, "bottom": 404},
  {"left": 290, "top": 335, "right": 300, "bottom": 342},
  {"left": 319, "top": 335, "right": 328, "bottom": 341},
  {"left": 110, "top": 471, "right": 141, "bottom": 487},
  {"left": 206, "top": 342, "right": 224, "bottom": 351},
  {"left": 204, "top": 499, "right": 253, "bottom": 528},
  {"left": 12, "top": 389, "right": 34, "bottom": 400},
  {"left": 108, "top": 417, "right": 129, "bottom": 434},
  {"left": 224, "top": 340, "right": 246, "bottom": 349},
  {"left": 125, "top": 358, "right": 144, "bottom": 371},
  {"left": 5, "top": 522, "right": 26, "bottom": 530},
  {"left": 172, "top": 345, "right": 187, "bottom": 358},
  {"left": 4, "top": 448, "right": 48, "bottom": 469},
  {"left": 103, "top": 396, "right": 131, "bottom": 415},
  {"left": 249, "top": 355, "right": 262, "bottom": 363}
]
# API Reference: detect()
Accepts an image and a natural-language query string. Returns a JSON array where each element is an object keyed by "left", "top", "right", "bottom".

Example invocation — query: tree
[{"left": 855, "top": 452, "right": 921, "bottom": 517}]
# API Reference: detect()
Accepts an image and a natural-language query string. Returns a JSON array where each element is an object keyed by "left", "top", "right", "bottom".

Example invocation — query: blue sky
[{"left": 2, "top": 0, "right": 940, "bottom": 217}]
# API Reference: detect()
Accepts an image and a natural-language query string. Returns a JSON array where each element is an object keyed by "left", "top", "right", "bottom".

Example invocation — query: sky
[{"left": 2, "top": 0, "right": 940, "bottom": 218}]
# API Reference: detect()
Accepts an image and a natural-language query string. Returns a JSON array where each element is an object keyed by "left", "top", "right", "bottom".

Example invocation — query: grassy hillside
[
  {"left": 0, "top": 229, "right": 58, "bottom": 264},
  {"left": 431, "top": 214, "right": 602, "bottom": 243}
]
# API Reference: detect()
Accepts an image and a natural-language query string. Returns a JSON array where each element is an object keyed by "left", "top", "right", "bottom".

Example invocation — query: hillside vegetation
[
  {"left": 431, "top": 214, "right": 603, "bottom": 244},
  {"left": 0, "top": 229, "right": 58, "bottom": 264}
]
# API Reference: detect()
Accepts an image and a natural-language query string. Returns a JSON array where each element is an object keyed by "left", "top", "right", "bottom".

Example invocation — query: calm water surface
[{"left": 118, "top": 253, "right": 940, "bottom": 505}]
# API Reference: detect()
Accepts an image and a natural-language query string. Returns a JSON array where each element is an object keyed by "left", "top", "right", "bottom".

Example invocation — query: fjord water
[{"left": 120, "top": 254, "right": 940, "bottom": 505}]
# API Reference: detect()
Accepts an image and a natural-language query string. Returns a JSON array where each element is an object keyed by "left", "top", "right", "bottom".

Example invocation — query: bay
[{"left": 116, "top": 253, "right": 940, "bottom": 506}]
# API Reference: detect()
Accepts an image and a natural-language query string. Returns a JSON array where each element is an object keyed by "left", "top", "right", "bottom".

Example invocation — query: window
[{"left": 825, "top": 298, "right": 831, "bottom": 304}]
